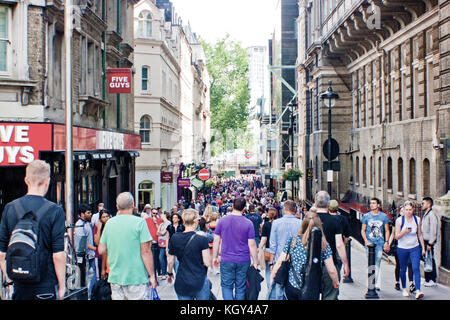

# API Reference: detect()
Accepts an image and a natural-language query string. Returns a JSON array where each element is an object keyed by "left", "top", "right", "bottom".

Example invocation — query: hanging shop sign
[
  {"left": 178, "top": 179, "right": 191, "bottom": 188},
  {"left": 107, "top": 68, "right": 132, "bottom": 94},
  {"left": 161, "top": 172, "right": 173, "bottom": 183}
]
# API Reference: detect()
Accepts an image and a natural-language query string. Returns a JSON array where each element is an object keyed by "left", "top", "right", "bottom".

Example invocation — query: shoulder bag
[{"left": 273, "top": 238, "right": 293, "bottom": 286}]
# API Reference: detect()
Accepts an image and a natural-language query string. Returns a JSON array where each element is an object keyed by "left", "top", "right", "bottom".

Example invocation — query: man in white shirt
[{"left": 91, "top": 203, "right": 104, "bottom": 227}]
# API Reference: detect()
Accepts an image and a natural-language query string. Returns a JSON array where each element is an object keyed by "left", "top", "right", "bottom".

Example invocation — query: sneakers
[
  {"left": 402, "top": 289, "right": 409, "bottom": 297},
  {"left": 394, "top": 282, "right": 400, "bottom": 291},
  {"left": 409, "top": 282, "right": 416, "bottom": 293},
  {"left": 424, "top": 281, "right": 437, "bottom": 287},
  {"left": 415, "top": 290, "right": 424, "bottom": 300}
]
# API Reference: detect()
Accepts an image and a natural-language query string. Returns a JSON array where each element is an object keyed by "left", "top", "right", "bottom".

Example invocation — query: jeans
[
  {"left": 366, "top": 243, "right": 383, "bottom": 288},
  {"left": 176, "top": 277, "right": 211, "bottom": 300},
  {"left": 220, "top": 261, "right": 250, "bottom": 300},
  {"left": 87, "top": 258, "right": 97, "bottom": 299},
  {"left": 397, "top": 245, "right": 422, "bottom": 291},
  {"left": 151, "top": 243, "right": 161, "bottom": 276},
  {"left": 268, "top": 281, "right": 286, "bottom": 300},
  {"left": 424, "top": 240, "right": 437, "bottom": 283},
  {"left": 159, "top": 246, "right": 168, "bottom": 276},
  {"left": 264, "top": 260, "right": 271, "bottom": 289}
]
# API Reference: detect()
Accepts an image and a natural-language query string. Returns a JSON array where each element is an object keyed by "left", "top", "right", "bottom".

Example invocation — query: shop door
[{"left": 108, "top": 178, "right": 117, "bottom": 216}]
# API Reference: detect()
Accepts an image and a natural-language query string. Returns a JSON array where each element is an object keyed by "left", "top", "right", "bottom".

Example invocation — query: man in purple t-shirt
[{"left": 212, "top": 197, "right": 259, "bottom": 300}]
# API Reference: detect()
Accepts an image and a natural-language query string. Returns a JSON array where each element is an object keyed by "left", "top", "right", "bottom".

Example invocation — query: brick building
[
  {"left": 296, "top": 0, "right": 449, "bottom": 284},
  {"left": 0, "top": 0, "right": 140, "bottom": 218}
]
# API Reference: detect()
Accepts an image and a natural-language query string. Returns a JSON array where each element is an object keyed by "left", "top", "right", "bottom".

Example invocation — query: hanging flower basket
[{"left": 282, "top": 168, "right": 303, "bottom": 182}]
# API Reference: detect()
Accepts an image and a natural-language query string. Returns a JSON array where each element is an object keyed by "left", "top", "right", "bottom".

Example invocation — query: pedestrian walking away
[
  {"left": 395, "top": 201, "right": 426, "bottom": 300},
  {"left": 212, "top": 197, "right": 259, "bottom": 300},
  {"left": 268, "top": 200, "right": 303, "bottom": 300},
  {"left": 270, "top": 212, "right": 339, "bottom": 300},
  {"left": 99, "top": 192, "right": 157, "bottom": 300},
  {"left": 315, "top": 191, "right": 349, "bottom": 300},
  {"left": 167, "top": 209, "right": 212, "bottom": 300},
  {"left": 0, "top": 160, "right": 66, "bottom": 300}
]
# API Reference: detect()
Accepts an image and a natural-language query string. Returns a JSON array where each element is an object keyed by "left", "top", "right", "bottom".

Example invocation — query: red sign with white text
[
  {"left": 0, "top": 123, "right": 53, "bottom": 166},
  {"left": 198, "top": 168, "right": 210, "bottom": 181},
  {"left": 108, "top": 68, "right": 132, "bottom": 94}
]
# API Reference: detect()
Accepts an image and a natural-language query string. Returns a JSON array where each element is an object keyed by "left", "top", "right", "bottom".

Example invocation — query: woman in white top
[{"left": 395, "top": 201, "right": 426, "bottom": 299}]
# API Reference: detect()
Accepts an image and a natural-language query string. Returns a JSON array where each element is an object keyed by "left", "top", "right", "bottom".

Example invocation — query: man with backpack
[{"left": 0, "top": 160, "right": 66, "bottom": 300}]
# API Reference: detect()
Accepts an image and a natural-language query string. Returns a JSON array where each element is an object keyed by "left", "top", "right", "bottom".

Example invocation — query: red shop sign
[
  {"left": 0, "top": 123, "right": 53, "bottom": 166},
  {"left": 108, "top": 68, "right": 132, "bottom": 94},
  {"left": 161, "top": 172, "right": 173, "bottom": 183}
]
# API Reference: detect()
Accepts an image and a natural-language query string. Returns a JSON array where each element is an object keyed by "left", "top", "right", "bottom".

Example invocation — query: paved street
[{"left": 156, "top": 238, "right": 450, "bottom": 300}]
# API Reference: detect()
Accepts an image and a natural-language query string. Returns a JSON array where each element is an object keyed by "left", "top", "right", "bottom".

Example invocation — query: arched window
[
  {"left": 398, "top": 157, "right": 404, "bottom": 192},
  {"left": 409, "top": 158, "right": 416, "bottom": 194},
  {"left": 387, "top": 157, "right": 393, "bottom": 189},
  {"left": 356, "top": 156, "right": 360, "bottom": 184},
  {"left": 378, "top": 156, "right": 382, "bottom": 187},
  {"left": 138, "top": 11, "right": 152, "bottom": 38},
  {"left": 140, "top": 115, "right": 151, "bottom": 144},
  {"left": 423, "top": 158, "right": 430, "bottom": 196},
  {"left": 138, "top": 180, "right": 154, "bottom": 210},
  {"left": 363, "top": 156, "right": 367, "bottom": 185}
]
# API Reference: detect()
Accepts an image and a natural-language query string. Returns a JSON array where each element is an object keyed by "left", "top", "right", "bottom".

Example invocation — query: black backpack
[{"left": 6, "top": 199, "right": 52, "bottom": 284}]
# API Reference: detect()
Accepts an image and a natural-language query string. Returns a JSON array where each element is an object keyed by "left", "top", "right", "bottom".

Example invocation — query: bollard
[
  {"left": 365, "top": 243, "right": 379, "bottom": 299},
  {"left": 343, "top": 238, "right": 354, "bottom": 283},
  {"left": 301, "top": 227, "right": 323, "bottom": 300}
]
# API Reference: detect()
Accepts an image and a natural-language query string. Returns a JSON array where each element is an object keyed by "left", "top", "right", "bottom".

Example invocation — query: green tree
[{"left": 202, "top": 35, "right": 251, "bottom": 156}]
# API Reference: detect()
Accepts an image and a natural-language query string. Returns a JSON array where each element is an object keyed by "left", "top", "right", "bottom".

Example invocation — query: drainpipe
[
  {"left": 116, "top": 0, "right": 121, "bottom": 130},
  {"left": 102, "top": 0, "right": 106, "bottom": 128}
]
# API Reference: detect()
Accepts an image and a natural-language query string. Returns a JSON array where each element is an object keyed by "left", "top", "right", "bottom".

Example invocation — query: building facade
[
  {"left": 296, "top": 0, "right": 450, "bottom": 284},
  {"left": 134, "top": 0, "right": 210, "bottom": 210},
  {"left": 0, "top": 0, "right": 140, "bottom": 218}
]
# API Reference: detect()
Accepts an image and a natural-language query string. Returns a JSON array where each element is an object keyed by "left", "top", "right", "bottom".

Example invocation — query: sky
[{"left": 170, "top": 0, "right": 279, "bottom": 48}]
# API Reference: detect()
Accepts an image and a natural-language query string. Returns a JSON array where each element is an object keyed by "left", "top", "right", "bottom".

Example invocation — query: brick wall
[{"left": 27, "top": 6, "right": 45, "bottom": 106}]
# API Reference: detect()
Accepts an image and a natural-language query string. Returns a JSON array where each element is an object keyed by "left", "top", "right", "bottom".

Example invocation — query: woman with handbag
[
  {"left": 167, "top": 209, "right": 212, "bottom": 300},
  {"left": 270, "top": 212, "right": 339, "bottom": 300},
  {"left": 259, "top": 207, "right": 278, "bottom": 289},
  {"left": 157, "top": 211, "right": 171, "bottom": 280}
]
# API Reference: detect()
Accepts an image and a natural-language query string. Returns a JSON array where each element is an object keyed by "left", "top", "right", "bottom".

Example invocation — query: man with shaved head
[{"left": 99, "top": 192, "right": 157, "bottom": 300}]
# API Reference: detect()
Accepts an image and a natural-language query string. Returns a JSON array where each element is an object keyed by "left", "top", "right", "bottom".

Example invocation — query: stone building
[
  {"left": 0, "top": 0, "right": 140, "bottom": 217},
  {"left": 296, "top": 0, "right": 450, "bottom": 284},
  {"left": 134, "top": 0, "right": 210, "bottom": 210}
]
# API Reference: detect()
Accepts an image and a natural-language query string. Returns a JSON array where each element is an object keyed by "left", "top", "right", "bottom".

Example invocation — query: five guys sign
[{"left": 108, "top": 68, "right": 132, "bottom": 94}]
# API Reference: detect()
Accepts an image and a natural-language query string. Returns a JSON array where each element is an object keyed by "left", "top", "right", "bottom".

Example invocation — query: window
[
  {"left": 423, "top": 158, "right": 430, "bottom": 196},
  {"left": 409, "top": 158, "right": 416, "bottom": 194},
  {"left": 356, "top": 156, "right": 360, "bottom": 184},
  {"left": 162, "top": 70, "right": 166, "bottom": 97},
  {"left": 138, "top": 180, "right": 154, "bottom": 209},
  {"left": 138, "top": 11, "right": 152, "bottom": 38},
  {"left": 140, "top": 116, "right": 152, "bottom": 144},
  {"left": 398, "top": 158, "right": 404, "bottom": 192},
  {"left": 0, "top": 6, "right": 10, "bottom": 73},
  {"left": 370, "top": 156, "right": 374, "bottom": 186},
  {"left": 387, "top": 157, "right": 393, "bottom": 189},
  {"left": 426, "top": 61, "right": 434, "bottom": 117},
  {"left": 378, "top": 156, "right": 382, "bottom": 187},
  {"left": 363, "top": 156, "right": 367, "bottom": 185},
  {"left": 142, "top": 66, "right": 149, "bottom": 92}
]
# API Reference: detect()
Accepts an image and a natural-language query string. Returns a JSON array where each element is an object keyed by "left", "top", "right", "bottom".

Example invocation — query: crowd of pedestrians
[{"left": 0, "top": 160, "right": 442, "bottom": 300}]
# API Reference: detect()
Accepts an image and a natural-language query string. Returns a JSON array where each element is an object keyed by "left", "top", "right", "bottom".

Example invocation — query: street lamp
[{"left": 320, "top": 81, "right": 339, "bottom": 196}]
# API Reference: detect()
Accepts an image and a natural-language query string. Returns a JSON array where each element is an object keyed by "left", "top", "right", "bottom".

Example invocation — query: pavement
[{"left": 156, "top": 238, "right": 450, "bottom": 300}]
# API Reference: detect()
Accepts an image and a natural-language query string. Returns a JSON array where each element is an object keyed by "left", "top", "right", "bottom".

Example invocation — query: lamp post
[
  {"left": 287, "top": 101, "right": 298, "bottom": 200},
  {"left": 320, "top": 82, "right": 339, "bottom": 197}
]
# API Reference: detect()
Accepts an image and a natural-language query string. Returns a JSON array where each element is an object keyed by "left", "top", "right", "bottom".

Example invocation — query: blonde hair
[
  {"left": 203, "top": 205, "right": 213, "bottom": 222},
  {"left": 292, "top": 212, "right": 328, "bottom": 252},
  {"left": 182, "top": 208, "right": 200, "bottom": 227},
  {"left": 209, "top": 212, "right": 219, "bottom": 223},
  {"left": 26, "top": 160, "right": 50, "bottom": 186}
]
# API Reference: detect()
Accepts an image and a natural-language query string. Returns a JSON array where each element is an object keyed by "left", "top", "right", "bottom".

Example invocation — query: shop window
[{"left": 138, "top": 180, "right": 154, "bottom": 209}]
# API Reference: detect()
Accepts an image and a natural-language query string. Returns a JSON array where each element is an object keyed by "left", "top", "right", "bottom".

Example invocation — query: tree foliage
[{"left": 201, "top": 35, "right": 251, "bottom": 155}]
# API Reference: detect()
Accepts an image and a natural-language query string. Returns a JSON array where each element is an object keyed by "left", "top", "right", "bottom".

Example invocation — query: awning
[{"left": 89, "top": 152, "right": 114, "bottom": 160}]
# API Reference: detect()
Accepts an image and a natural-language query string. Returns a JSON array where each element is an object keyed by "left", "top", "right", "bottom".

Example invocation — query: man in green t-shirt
[{"left": 99, "top": 192, "right": 157, "bottom": 300}]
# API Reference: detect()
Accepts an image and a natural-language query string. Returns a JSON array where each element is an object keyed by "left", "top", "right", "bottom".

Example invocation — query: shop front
[{"left": 0, "top": 122, "right": 140, "bottom": 220}]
